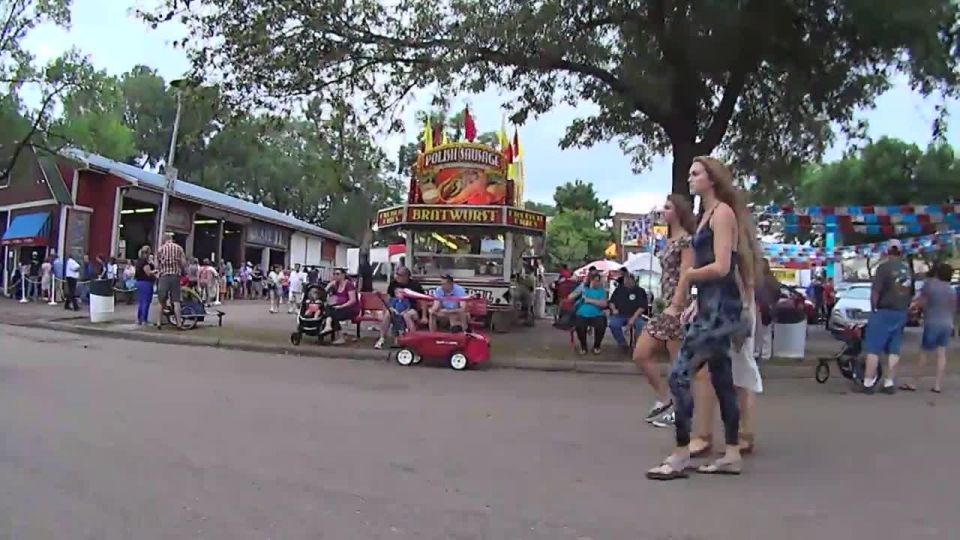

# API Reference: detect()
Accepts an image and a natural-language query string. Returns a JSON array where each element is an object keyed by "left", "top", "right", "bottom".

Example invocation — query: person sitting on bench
[{"left": 430, "top": 274, "right": 468, "bottom": 332}]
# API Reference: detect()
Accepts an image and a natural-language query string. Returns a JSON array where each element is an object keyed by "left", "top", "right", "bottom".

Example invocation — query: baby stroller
[
  {"left": 290, "top": 284, "right": 330, "bottom": 345},
  {"left": 161, "top": 286, "right": 224, "bottom": 329},
  {"left": 815, "top": 322, "right": 881, "bottom": 383}
]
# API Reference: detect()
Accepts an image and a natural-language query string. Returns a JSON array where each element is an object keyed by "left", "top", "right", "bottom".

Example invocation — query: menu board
[{"left": 65, "top": 209, "right": 91, "bottom": 259}]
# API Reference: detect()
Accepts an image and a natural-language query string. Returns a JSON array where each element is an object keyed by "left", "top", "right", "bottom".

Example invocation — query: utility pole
[{"left": 156, "top": 79, "right": 188, "bottom": 248}]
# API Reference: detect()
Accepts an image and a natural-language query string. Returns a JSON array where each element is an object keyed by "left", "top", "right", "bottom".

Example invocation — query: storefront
[
  {"left": 244, "top": 220, "right": 290, "bottom": 269},
  {"left": 2, "top": 149, "right": 357, "bottom": 298}
]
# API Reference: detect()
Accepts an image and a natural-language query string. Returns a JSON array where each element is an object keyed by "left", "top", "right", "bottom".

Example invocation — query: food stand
[{"left": 375, "top": 140, "right": 547, "bottom": 318}]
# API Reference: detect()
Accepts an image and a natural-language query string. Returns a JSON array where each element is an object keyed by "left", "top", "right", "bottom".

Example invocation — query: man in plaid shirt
[{"left": 155, "top": 232, "right": 186, "bottom": 328}]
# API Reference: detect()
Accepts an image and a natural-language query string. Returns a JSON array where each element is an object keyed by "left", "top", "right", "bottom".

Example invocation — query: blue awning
[{"left": 1, "top": 212, "right": 51, "bottom": 246}]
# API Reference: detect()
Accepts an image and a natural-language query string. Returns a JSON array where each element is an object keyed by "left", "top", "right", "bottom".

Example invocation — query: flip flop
[
  {"left": 898, "top": 383, "right": 917, "bottom": 392},
  {"left": 697, "top": 457, "right": 742, "bottom": 476},
  {"left": 646, "top": 454, "right": 691, "bottom": 481}
]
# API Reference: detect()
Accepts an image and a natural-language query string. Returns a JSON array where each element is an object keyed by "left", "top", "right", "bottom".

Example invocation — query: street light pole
[{"left": 156, "top": 82, "right": 186, "bottom": 249}]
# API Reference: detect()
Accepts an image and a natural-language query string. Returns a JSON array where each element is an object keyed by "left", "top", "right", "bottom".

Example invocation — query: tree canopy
[
  {"left": 545, "top": 180, "right": 612, "bottom": 268},
  {"left": 798, "top": 137, "right": 960, "bottom": 207},
  {"left": 0, "top": 0, "right": 86, "bottom": 181},
  {"left": 146, "top": 0, "right": 960, "bottom": 196},
  {"left": 0, "top": 58, "right": 401, "bottom": 238}
]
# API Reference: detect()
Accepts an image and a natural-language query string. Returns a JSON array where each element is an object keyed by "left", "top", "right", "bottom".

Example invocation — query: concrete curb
[{"left": 22, "top": 320, "right": 818, "bottom": 379}]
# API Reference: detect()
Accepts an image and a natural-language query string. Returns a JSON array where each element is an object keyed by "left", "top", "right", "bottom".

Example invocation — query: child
[
  {"left": 302, "top": 286, "right": 326, "bottom": 318},
  {"left": 388, "top": 293, "right": 413, "bottom": 335}
]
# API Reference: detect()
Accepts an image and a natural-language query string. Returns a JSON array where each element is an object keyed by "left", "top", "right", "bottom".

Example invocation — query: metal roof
[
  {"left": 37, "top": 154, "right": 74, "bottom": 205},
  {"left": 62, "top": 149, "right": 357, "bottom": 246}
]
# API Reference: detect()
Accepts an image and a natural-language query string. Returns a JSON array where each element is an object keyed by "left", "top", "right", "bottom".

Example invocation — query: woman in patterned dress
[{"left": 632, "top": 194, "right": 696, "bottom": 422}]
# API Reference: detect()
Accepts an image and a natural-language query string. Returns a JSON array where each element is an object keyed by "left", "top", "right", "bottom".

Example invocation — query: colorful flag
[
  {"left": 499, "top": 116, "right": 512, "bottom": 161},
  {"left": 423, "top": 117, "right": 433, "bottom": 151},
  {"left": 432, "top": 122, "right": 445, "bottom": 147},
  {"left": 464, "top": 106, "right": 477, "bottom": 142}
]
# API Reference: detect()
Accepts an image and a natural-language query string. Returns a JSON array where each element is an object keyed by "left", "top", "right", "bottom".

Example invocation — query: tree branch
[
  {"left": 0, "top": 82, "right": 70, "bottom": 182},
  {"left": 465, "top": 45, "right": 671, "bottom": 127},
  {"left": 698, "top": 1, "right": 767, "bottom": 151}
]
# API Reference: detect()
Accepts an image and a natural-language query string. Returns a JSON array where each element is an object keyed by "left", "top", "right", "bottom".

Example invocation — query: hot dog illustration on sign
[{"left": 418, "top": 143, "right": 508, "bottom": 205}]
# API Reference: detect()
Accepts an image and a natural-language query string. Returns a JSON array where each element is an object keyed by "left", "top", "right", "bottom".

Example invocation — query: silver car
[{"left": 828, "top": 284, "right": 872, "bottom": 331}]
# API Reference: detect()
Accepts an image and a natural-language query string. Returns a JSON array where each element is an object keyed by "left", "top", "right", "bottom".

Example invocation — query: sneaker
[
  {"left": 651, "top": 411, "right": 675, "bottom": 428},
  {"left": 373, "top": 337, "right": 384, "bottom": 350},
  {"left": 645, "top": 400, "right": 673, "bottom": 421},
  {"left": 880, "top": 384, "right": 897, "bottom": 395},
  {"left": 852, "top": 381, "right": 876, "bottom": 394}
]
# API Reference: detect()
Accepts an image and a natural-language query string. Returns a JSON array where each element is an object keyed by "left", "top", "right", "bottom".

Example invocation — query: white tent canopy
[{"left": 623, "top": 252, "right": 662, "bottom": 275}]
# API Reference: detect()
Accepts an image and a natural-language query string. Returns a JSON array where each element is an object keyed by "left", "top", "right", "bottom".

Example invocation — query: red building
[{"left": 1, "top": 149, "right": 356, "bottom": 294}]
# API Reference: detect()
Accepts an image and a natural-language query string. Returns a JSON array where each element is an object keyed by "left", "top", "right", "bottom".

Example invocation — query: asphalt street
[{"left": 1, "top": 324, "right": 957, "bottom": 539}]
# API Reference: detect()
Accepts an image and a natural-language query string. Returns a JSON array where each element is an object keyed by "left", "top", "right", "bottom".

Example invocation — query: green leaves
[
  {"left": 797, "top": 137, "right": 960, "bottom": 207},
  {"left": 144, "top": 0, "right": 960, "bottom": 195},
  {"left": 0, "top": 0, "right": 75, "bottom": 181},
  {"left": 553, "top": 180, "right": 612, "bottom": 224},
  {"left": 545, "top": 179, "right": 612, "bottom": 268},
  {"left": 546, "top": 209, "right": 611, "bottom": 269}
]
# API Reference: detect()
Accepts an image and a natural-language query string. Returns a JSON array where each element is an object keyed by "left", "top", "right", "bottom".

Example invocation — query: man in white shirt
[
  {"left": 64, "top": 255, "right": 81, "bottom": 311},
  {"left": 287, "top": 264, "right": 306, "bottom": 314}
]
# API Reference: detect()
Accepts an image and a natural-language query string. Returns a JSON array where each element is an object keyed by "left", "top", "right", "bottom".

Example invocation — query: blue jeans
[
  {"left": 136, "top": 280, "right": 153, "bottom": 323},
  {"left": 608, "top": 315, "right": 644, "bottom": 347},
  {"left": 28, "top": 279, "right": 40, "bottom": 300}
]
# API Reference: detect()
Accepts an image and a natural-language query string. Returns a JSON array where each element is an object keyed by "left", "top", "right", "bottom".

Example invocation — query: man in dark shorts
[
  {"left": 154, "top": 233, "right": 186, "bottom": 328},
  {"left": 858, "top": 239, "right": 912, "bottom": 394}
]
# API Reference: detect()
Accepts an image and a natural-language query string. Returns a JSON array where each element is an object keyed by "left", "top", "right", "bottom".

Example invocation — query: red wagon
[{"left": 393, "top": 331, "right": 491, "bottom": 371}]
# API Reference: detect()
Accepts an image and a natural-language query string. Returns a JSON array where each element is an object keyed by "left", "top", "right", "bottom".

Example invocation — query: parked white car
[{"left": 828, "top": 284, "right": 872, "bottom": 330}]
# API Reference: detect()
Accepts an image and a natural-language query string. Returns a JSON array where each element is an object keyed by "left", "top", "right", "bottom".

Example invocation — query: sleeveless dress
[
  {"left": 680, "top": 223, "right": 749, "bottom": 355},
  {"left": 667, "top": 218, "right": 750, "bottom": 447},
  {"left": 644, "top": 235, "right": 691, "bottom": 342}
]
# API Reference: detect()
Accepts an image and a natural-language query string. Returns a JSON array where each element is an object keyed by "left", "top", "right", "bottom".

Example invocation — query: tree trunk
[{"left": 670, "top": 141, "right": 696, "bottom": 198}]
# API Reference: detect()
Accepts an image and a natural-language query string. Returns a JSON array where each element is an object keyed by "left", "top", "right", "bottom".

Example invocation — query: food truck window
[{"left": 411, "top": 230, "right": 505, "bottom": 279}]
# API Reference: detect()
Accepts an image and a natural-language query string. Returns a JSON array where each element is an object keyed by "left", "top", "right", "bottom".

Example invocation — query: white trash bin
[
  {"left": 772, "top": 321, "right": 807, "bottom": 359},
  {"left": 89, "top": 279, "right": 115, "bottom": 323},
  {"left": 534, "top": 287, "right": 547, "bottom": 319}
]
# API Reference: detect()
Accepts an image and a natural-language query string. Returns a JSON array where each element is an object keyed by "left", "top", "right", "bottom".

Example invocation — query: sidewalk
[{"left": 1, "top": 296, "right": 951, "bottom": 379}]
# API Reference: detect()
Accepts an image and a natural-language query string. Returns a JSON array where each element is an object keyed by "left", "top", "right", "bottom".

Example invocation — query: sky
[{"left": 23, "top": 0, "right": 960, "bottom": 213}]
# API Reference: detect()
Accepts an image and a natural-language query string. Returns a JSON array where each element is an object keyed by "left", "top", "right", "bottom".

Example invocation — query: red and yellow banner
[
  {"left": 407, "top": 205, "right": 503, "bottom": 225},
  {"left": 376, "top": 207, "right": 405, "bottom": 228},
  {"left": 376, "top": 204, "right": 547, "bottom": 233},
  {"left": 505, "top": 208, "right": 547, "bottom": 231}
]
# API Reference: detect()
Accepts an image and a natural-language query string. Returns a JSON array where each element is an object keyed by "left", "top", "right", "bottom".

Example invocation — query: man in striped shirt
[{"left": 155, "top": 233, "right": 186, "bottom": 328}]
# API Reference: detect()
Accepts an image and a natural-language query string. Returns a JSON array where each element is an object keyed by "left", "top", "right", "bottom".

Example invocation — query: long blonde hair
[{"left": 692, "top": 156, "right": 760, "bottom": 291}]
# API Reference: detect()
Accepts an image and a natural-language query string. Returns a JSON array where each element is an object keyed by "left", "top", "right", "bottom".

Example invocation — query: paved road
[{"left": 1, "top": 324, "right": 956, "bottom": 539}]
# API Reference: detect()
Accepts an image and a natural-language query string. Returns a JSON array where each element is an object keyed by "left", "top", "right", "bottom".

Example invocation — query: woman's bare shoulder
[{"left": 712, "top": 202, "right": 736, "bottom": 220}]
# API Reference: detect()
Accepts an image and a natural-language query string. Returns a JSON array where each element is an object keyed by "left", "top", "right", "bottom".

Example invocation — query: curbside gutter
[{"left": 18, "top": 320, "right": 816, "bottom": 379}]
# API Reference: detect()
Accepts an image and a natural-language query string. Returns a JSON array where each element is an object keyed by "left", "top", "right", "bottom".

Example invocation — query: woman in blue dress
[{"left": 647, "top": 156, "right": 758, "bottom": 480}]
